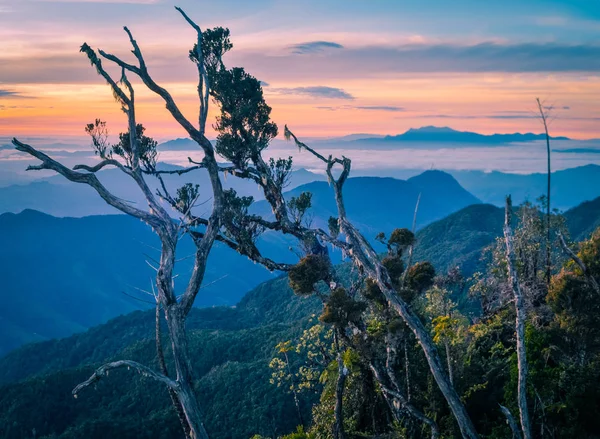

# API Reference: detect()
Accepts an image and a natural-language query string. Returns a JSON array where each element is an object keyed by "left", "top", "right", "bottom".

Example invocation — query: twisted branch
[
  {"left": 73, "top": 360, "right": 178, "bottom": 397},
  {"left": 13, "top": 139, "right": 162, "bottom": 230}
]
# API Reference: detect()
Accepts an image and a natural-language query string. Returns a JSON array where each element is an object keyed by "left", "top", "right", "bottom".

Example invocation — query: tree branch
[
  {"left": 74, "top": 159, "right": 131, "bottom": 174},
  {"left": 190, "top": 230, "right": 293, "bottom": 272},
  {"left": 175, "top": 6, "right": 210, "bottom": 134},
  {"left": 72, "top": 360, "right": 178, "bottom": 397},
  {"left": 557, "top": 231, "right": 600, "bottom": 294},
  {"left": 98, "top": 30, "right": 212, "bottom": 154},
  {"left": 13, "top": 139, "right": 162, "bottom": 230},
  {"left": 499, "top": 405, "right": 523, "bottom": 439},
  {"left": 370, "top": 363, "right": 440, "bottom": 439}
]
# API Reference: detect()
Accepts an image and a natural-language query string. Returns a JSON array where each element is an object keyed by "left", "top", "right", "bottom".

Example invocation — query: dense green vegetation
[
  {"left": 413, "top": 196, "right": 600, "bottom": 280},
  {"left": 0, "top": 276, "right": 320, "bottom": 439}
]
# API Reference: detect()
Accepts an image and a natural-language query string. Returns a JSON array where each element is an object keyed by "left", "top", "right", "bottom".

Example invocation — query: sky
[{"left": 1, "top": 0, "right": 600, "bottom": 142}]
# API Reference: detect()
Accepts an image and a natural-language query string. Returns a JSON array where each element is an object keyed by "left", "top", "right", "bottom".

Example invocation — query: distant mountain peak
[
  {"left": 404, "top": 126, "right": 457, "bottom": 134},
  {"left": 408, "top": 170, "right": 481, "bottom": 204},
  {"left": 371, "top": 126, "right": 571, "bottom": 144}
]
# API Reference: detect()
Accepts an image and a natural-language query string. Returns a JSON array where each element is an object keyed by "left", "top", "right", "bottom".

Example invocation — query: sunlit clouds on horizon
[{"left": 1, "top": 0, "right": 600, "bottom": 142}]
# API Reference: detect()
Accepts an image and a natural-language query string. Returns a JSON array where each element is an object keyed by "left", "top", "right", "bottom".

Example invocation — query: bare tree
[
  {"left": 13, "top": 9, "right": 287, "bottom": 439},
  {"left": 13, "top": 8, "right": 480, "bottom": 439},
  {"left": 536, "top": 98, "right": 552, "bottom": 285},
  {"left": 401, "top": 192, "right": 421, "bottom": 287},
  {"left": 503, "top": 196, "right": 533, "bottom": 439}
]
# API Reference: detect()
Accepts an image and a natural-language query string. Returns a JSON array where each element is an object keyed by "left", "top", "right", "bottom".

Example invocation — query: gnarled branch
[
  {"left": 72, "top": 360, "right": 178, "bottom": 397},
  {"left": 13, "top": 139, "right": 162, "bottom": 230},
  {"left": 73, "top": 159, "right": 131, "bottom": 175},
  {"left": 190, "top": 230, "right": 294, "bottom": 272}
]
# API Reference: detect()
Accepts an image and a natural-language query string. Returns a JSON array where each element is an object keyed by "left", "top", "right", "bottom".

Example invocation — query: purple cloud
[
  {"left": 288, "top": 41, "right": 344, "bottom": 54},
  {"left": 270, "top": 86, "right": 354, "bottom": 100}
]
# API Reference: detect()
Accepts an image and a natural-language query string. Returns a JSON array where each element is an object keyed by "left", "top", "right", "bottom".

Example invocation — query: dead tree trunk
[
  {"left": 165, "top": 306, "right": 210, "bottom": 439},
  {"left": 404, "top": 337, "right": 411, "bottom": 402},
  {"left": 156, "top": 303, "right": 191, "bottom": 437},
  {"left": 333, "top": 333, "right": 347, "bottom": 439},
  {"left": 445, "top": 340, "right": 454, "bottom": 387},
  {"left": 402, "top": 192, "right": 421, "bottom": 287},
  {"left": 536, "top": 98, "right": 552, "bottom": 285},
  {"left": 284, "top": 128, "right": 479, "bottom": 439},
  {"left": 503, "top": 196, "right": 533, "bottom": 439}
]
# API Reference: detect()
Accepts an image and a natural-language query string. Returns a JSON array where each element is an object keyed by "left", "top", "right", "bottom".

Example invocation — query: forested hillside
[{"left": 0, "top": 276, "right": 321, "bottom": 439}]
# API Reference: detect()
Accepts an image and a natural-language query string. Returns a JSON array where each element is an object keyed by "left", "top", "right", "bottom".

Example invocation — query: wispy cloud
[
  {"left": 0, "top": 105, "right": 36, "bottom": 110},
  {"left": 316, "top": 105, "right": 405, "bottom": 112},
  {"left": 420, "top": 113, "right": 600, "bottom": 121},
  {"left": 288, "top": 41, "right": 344, "bottom": 54},
  {"left": 235, "top": 42, "right": 600, "bottom": 82},
  {"left": 270, "top": 86, "right": 354, "bottom": 100},
  {"left": 0, "top": 89, "right": 24, "bottom": 98},
  {"left": 4, "top": 41, "right": 600, "bottom": 86}
]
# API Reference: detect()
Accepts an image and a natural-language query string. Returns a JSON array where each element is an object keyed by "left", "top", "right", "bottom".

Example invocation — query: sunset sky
[{"left": 1, "top": 0, "right": 599, "bottom": 142}]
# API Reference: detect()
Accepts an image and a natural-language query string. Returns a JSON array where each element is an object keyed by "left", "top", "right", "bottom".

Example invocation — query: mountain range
[
  {"left": 2, "top": 163, "right": 599, "bottom": 218},
  {"left": 413, "top": 195, "right": 600, "bottom": 284},
  {"left": 0, "top": 164, "right": 327, "bottom": 218},
  {"left": 450, "top": 164, "right": 600, "bottom": 210},
  {"left": 0, "top": 170, "right": 480, "bottom": 356},
  {"left": 313, "top": 126, "right": 576, "bottom": 148},
  {"left": 149, "top": 127, "right": 575, "bottom": 151}
]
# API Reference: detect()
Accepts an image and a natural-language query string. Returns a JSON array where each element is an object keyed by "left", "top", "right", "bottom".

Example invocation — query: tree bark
[
  {"left": 445, "top": 340, "right": 454, "bottom": 387},
  {"left": 536, "top": 98, "right": 552, "bottom": 285},
  {"left": 333, "top": 333, "right": 347, "bottom": 439},
  {"left": 499, "top": 405, "right": 523, "bottom": 439},
  {"left": 333, "top": 355, "right": 347, "bottom": 439},
  {"left": 165, "top": 305, "right": 210, "bottom": 439},
  {"left": 156, "top": 304, "right": 191, "bottom": 438},
  {"left": 503, "top": 196, "right": 533, "bottom": 439}
]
